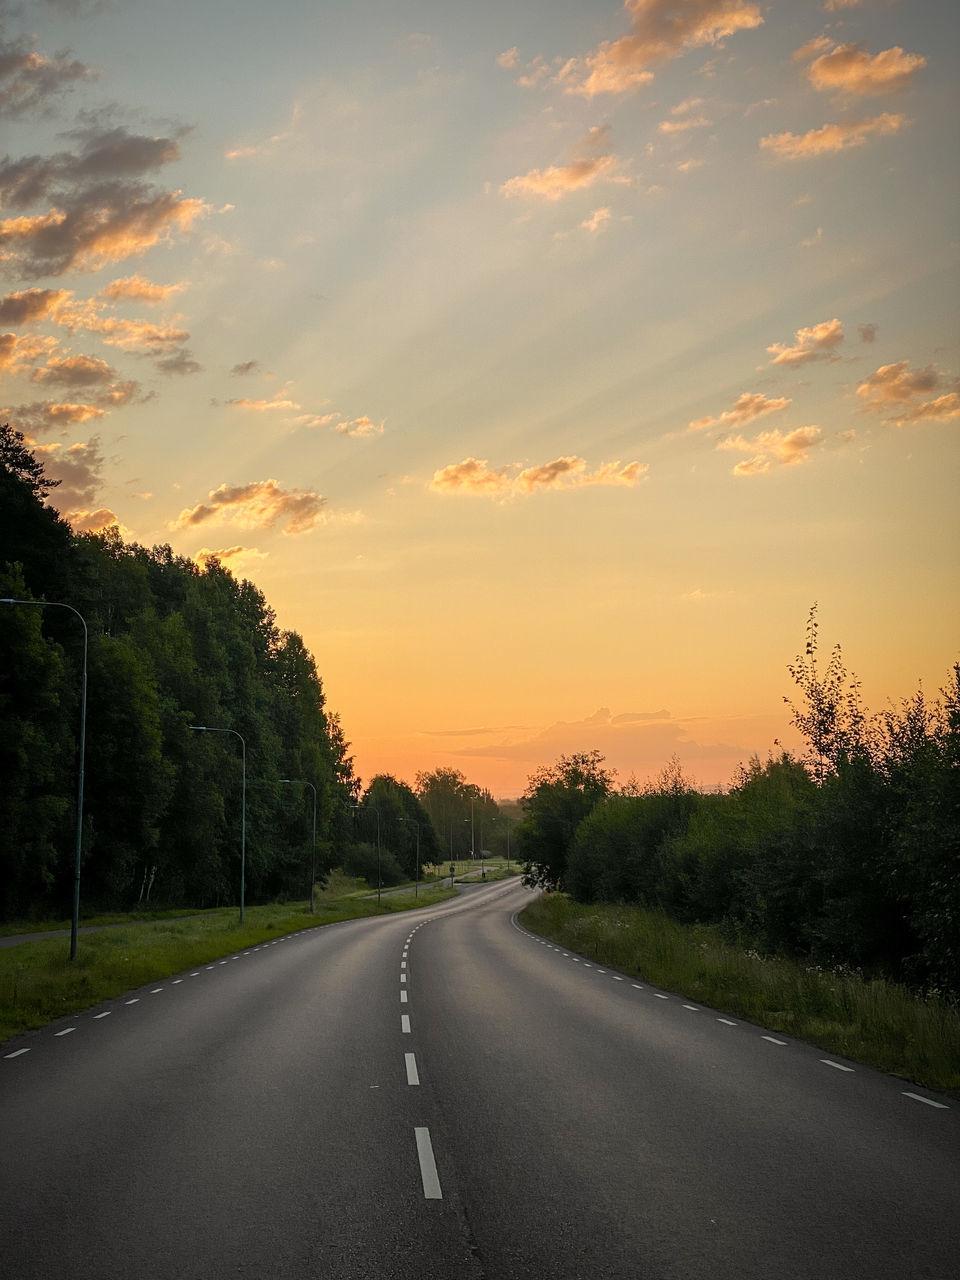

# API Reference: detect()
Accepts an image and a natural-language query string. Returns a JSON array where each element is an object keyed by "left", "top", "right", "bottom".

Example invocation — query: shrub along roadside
[
  {"left": 0, "top": 885, "right": 455, "bottom": 1045},
  {"left": 520, "top": 894, "right": 960, "bottom": 1097}
]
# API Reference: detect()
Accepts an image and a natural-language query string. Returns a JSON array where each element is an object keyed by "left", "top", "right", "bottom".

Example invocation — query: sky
[{"left": 2, "top": 0, "right": 958, "bottom": 797}]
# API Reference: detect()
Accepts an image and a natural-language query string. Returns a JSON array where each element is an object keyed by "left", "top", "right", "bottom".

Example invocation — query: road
[{"left": 2, "top": 878, "right": 957, "bottom": 1279}]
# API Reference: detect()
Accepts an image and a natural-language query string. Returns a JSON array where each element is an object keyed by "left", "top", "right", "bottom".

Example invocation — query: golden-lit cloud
[
  {"left": 2, "top": 400, "right": 105, "bottom": 434},
  {"left": 68, "top": 508, "right": 122, "bottom": 534},
  {"left": 580, "top": 207, "right": 611, "bottom": 233},
  {"left": 767, "top": 318, "right": 843, "bottom": 365},
  {"left": 35, "top": 436, "right": 106, "bottom": 510},
  {"left": 0, "top": 331, "right": 59, "bottom": 372},
  {"left": 658, "top": 115, "right": 711, "bottom": 134},
  {"left": 336, "top": 415, "right": 384, "bottom": 438},
  {"left": 793, "top": 36, "right": 834, "bottom": 63},
  {"left": 856, "top": 361, "right": 960, "bottom": 424},
  {"left": 501, "top": 128, "right": 621, "bottom": 201},
  {"left": 760, "top": 113, "right": 909, "bottom": 160},
  {"left": 717, "top": 425, "right": 824, "bottom": 473},
  {"left": 226, "top": 393, "right": 302, "bottom": 412},
  {"left": 497, "top": 48, "right": 521, "bottom": 71},
  {"left": 0, "top": 288, "right": 70, "bottom": 324},
  {"left": 194, "top": 545, "right": 269, "bottom": 571},
  {"left": 561, "top": 0, "right": 764, "bottom": 98},
  {"left": 30, "top": 352, "right": 116, "bottom": 386},
  {"left": 0, "top": 35, "right": 97, "bottom": 119},
  {"left": 689, "top": 391, "right": 791, "bottom": 431},
  {"left": 101, "top": 275, "right": 184, "bottom": 304},
  {"left": 806, "top": 44, "right": 926, "bottom": 97},
  {"left": 56, "top": 298, "right": 190, "bottom": 353},
  {"left": 172, "top": 479, "right": 328, "bottom": 534},
  {"left": 430, "top": 455, "right": 648, "bottom": 497}
]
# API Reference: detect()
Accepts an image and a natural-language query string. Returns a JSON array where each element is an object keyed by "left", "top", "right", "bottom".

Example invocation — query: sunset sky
[{"left": 2, "top": 0, "right": 957, "bottom": 796}]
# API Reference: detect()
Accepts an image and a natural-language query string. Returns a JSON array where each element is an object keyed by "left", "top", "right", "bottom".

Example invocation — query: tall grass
[
  {"left": 0, "top": 885, "right": 454, "bottom": 1044},
  {"left": 521, "top": 894, "right": 960, "bottom": 1096}
]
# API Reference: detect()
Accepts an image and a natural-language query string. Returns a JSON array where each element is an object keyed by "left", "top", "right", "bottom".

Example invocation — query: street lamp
[
  {"left": 399, "top": 817, "right": 420, "bottom": 898},
  {"left": 279, "top": 779, "right": 317, "bottom": 912},
  {"left": 190, "top": 725, "right": 246, "bottom": 924},
  {"left": 1, "top": 598, "right": 88, "bottom": 960},
  {"left": 351, "top": 802, "right": 381, "bottom": 905}
]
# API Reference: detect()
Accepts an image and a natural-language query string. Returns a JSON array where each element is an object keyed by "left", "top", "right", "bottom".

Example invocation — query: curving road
[{"left": 2, "top": 878, "right": 957, "bottom": 1279}]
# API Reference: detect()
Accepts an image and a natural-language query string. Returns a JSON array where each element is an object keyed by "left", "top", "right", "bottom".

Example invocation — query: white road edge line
[
  {"left": 415, "top": 1127, "right": 442, "bottom": 1199},
  {"left": 717, "top": 1018, "right": 737, "bottom": 1026},
  {"left": 821, "top": 1060, "right": 854, "bottom": 1072},
  {"left": 5, "top": 1048, "right": 30, "bottom": 1058},
  {"left": 94, "top": 1011, "right": 111, "bottom": 1019},
  {"left": 903, "top": 1092, "right": 948, "bottom": 1109},
  {"left": 763, "top": 1036, "right": 787, "bottom": 1045},
  {"left": 405, "top": 1052, "right": 420, "bottom": 1086},
  {"left": 54, "top": 1027, "right": 75, "bottom": 1036}
]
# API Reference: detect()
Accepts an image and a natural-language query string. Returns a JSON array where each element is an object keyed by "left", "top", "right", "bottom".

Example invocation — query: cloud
[
  {"left": 172, "top": 478, "right": 329, "bottom": 534},
  {"left": 580, "top": 207, "right": 611, "bottom": 232},
  {"left": 658, "top": 114, "right": 711, "bottom": 133},
  {"left": 806, "top": 44, "right": 926, "bottom": 97},
  {"left": 0, "top": 331, "right": 59, "bottom": 372},
  {"left": 759, "top": 113, "right": 909, "bottom": 160},
  {"left": 689, "top": 391, "right": 791, "bottom": 431},
  {"left": 336, "top": 415, "right": 384, "bottom": 437},
  {"left": 194, "top": 545, "right": 269, "bottom": 571},
  {"left": 230, "top": 359, "right": 261, "bottom": 376},
  {"left": 856, "top": 361, "right": 960, "bottom": 424},
  {"left": 68, "top": 507, "right": 122, "bottom": 534},
  {"left": 0, "top": 34, "right": 97, "bottom": 119},
  {"left": 101, "top": 275, "right": 184, "bottom": 304},
  {"left": 155, "top": 348, "right": 202, "bottom": 375},
  {"left": 717, "top": 425, "right": 824, "bottom": 473},
  {"left": 561, "top": 0, "right": 763, "bottom": 97},
  {"left": 430, "top": 455, "right": 648, "bottom": 497},
  {"left": 1, "top": 399, "right": 105, "bottom": 434},
  {"left": 35, "top": 435, "right": 106, "bottom": 510},
  {"left": 501, "top": 128, "right": 622, "bottom": 201},
  {"left": 226, "top": 393, "right": 301, "bottom": 412},
  {"left": 31, "top": 352, "right": 117, "bottom": 386},
  {"left": 766, "top": 318, "right": 844, "bottom": 366},
  {"left": 857, "top": 323, "right": 878, "bottom": 343},
  {"left": 497, "top": 48, "right": 520, "bottom": 70},
  {"left": 793, "top": 36, "right": 834, "bottom": 63},
  {"left": 0, "top": 288, "right": 70, "bottom": 324}
]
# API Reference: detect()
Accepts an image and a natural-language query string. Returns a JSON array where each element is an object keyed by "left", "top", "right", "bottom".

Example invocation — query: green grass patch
[
  {"left": 0, "top": 884, "right": 456, "bottom": 1045},
  {"left": 520, "top": 894, "right": 960, "bottom": 1097}
]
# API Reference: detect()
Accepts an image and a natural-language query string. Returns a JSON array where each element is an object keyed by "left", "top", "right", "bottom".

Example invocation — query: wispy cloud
[
  {"left": 689, "top": 391, "right": 791, "bottom": 431},
  {"left": 501, "top": 126, "right": 622, "bottom": 201},
  {"left": 805, "top": 44, "right": 926, "bottom": 97},
  {"left": 0, "top": 33, "right": 97, "bottom": 119},
  {"left": 430, "top": 455, "right": 648, "bottom": 497},
  {"left": 717, "top": 425, "right": 824, "bottom": 474},
  {"left": 760, "top": 113, "right": 909, "bottom": 160},
  {"left": 336, "top": 415, "right": 384, "bottom": 438}
]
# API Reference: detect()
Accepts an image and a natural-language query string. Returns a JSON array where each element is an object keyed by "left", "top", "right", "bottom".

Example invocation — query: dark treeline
[
  {"left": 1, "top": 425, "right": 359, "bottom": 919},
  {"left": 517, "top": 612, "right": 960, "bottom": 999}
]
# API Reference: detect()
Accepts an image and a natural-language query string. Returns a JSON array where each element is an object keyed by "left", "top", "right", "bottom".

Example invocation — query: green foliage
[
  {"left": 516, "top": 750, "right": 615, "bottom": 890},
  {"left": 0, "top": 435, "right": 357, "bottom": 920},
  {"left": 414, "top": 767, "right": 502, "bottom": 859},
  {"left": 340, "top": 840, "right": 405, "bottom": 888}
]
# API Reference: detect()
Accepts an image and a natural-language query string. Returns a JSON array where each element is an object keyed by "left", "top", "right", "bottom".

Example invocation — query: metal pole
[
  {"left": 1, "top": 598, "right": 88, "bottom": 960},
  {"left": 190, "top": 726, "right": 246, "bottom": 924},
  {"left": 400, "top": 818, "right": 420, "bottom": 898},
  {"left": 280, "top": 779, "right": 317, "bottom": 912},
  {"left": 352, "top": 802, "right": 381, "bottom": 905}
]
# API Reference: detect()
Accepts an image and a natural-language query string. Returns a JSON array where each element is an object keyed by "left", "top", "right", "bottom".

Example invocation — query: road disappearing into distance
[{"left": 2, "top": 879, "right": 957, "bottom": 1279}]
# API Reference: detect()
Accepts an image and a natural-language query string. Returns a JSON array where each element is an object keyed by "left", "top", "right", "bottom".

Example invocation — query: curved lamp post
[
  {"left": 351, "top": 802, "right": 381, "bottom": 905},
  {"left": 1, "top": 598, "right": 88, "bottom": 960},
  {"left": 399, "top": 817, "right": 420, "bottom": 898},
  {"left": 190, "top": 725, "right": 246, "bottom": 924},
  {"left": 279, "top": 779, "right": 317, "bottom": 912}
]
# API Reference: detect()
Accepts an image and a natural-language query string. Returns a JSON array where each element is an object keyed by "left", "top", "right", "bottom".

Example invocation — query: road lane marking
[
  {"left": 596, "top": 969, "right": 606, "bottom": 974},
  {"left": 584, "top": 963, "right": 592, "bottom": 968},
  {"left": 55, "top": 1027, "right": 75, "bottom": 1036},
  {"left": 405, "top": 1053, "right": 420, "bottom": 1085},
  {"left": 401, "top": 961, "right": 407, "bottom": 969},
  {"left": 401, "top": 1015, "right": 411, "bottom": 1033},
  {"left": 717, "top": 1018, "right": 737, "bottom": 1026},
  {"left": 190, "top": 972, "right": 200, "bottom": 977},
  {"left": 763, "top": 1036, "right": 787, "bottom": 1045},
  {"left": 655, "top": 994, "right": 669, "bottom": 1000},
  {"left": 4, "top": 1048, "right": 30, "bottom": 1058},
  {"left": 400, "top": 990, "right": 408, "bottom": 1003},
  {"left": 125, "top": 999, "right": 139, "bottom": 1005},
  {"left": 632, "top": 984, "right": 643, "bottom": 989},
  {"left": 400, "top": 973, "right": 407, "bottom": 983},
  {"left": 821, "top": 1060, "right": 854, "bottom": 1072},
  {"left": 415, "top": 1128, "right": 442, "bottom": 1199},
  {"left": 172, "top": 979, "right": 182, "bottom": 984},
  {"left": 903, "top": 1092, "right": 948, "bottom": 1109},
  {"left": 94, "top": 1011, "right": 111, "bottom": 1019},
  {"left": 151, "top": 988, "right": 163, "bottom": 994},
  {"left": 683, "top": 1005, "right": 699, "bottom": 1011},
  {"left": 612, "top": 975, "right": 624, "bottom": 981}
]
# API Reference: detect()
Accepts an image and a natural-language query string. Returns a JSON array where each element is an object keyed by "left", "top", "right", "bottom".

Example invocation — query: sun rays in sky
[{"left": 2, "top": 0, "right": 957, "bottom": 793}]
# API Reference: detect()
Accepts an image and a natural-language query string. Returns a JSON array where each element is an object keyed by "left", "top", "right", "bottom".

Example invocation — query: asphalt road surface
[{"left": 2, "top": 878, "right": 957, "bottom": 1279}]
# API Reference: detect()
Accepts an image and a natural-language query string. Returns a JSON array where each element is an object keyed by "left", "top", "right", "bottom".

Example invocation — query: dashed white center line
[
  {"left": 94, "top": 1011, "right": 111, "bottom": 1019},
  {"left": 54, "top": 1027, "right": 75, "bottom": 1036},
  {"left": 400, "top": 990, "right": 408, "bottom": 1003},
  {"left": 401, "top": 1015, "right": 411, "bottom": 1033},
  {"left": 584, "top": 963, "right": 592, "bottom": 968},
  {"left": 903, "top": 1092, "right": 948, "bottom": 1109},
  {"left": 405, "top": 1052, "right": 420, "bottom": 1085},
  {"left": 821, "top": 1060, "right": 854, "bottom": 1072},
  {"left": 4, "top": 1048, "right": 30, "bottom": 1058},
  {"left": 763, "top": 1036, "right": 788, "bottom": 1046},
  {"left": 190, "top": 972, "right": 200, "bottom": 977},
  {"left": 415, "top": 1128, "right": 442, "bottom": 1199},
  {"left": 205, "top": 966, "right": 214, "bottom": 971},
  {"left": 401, "top": 961, "right": 407, "bottom": 969},
  {"left": 717, "top": 1018, "right": 737, "bottom": 1026},
  {"left": 400, "top": 973, "right": 407, "bottom": 984},
  {"left": 595, "top": 969, "right": 606, "bottom": 974},
  {"left": 219, "top": 961, "right": 228, "bottom": 966}
]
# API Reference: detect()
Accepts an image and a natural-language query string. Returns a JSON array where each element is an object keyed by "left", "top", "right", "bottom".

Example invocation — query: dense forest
[{"left": 515, "top": 615, "right": 960, "bottom": 998}]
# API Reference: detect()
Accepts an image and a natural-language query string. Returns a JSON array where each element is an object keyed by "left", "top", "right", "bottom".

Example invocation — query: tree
[{"left": 516, "top": 750, "right": 615, "bottom": 891}]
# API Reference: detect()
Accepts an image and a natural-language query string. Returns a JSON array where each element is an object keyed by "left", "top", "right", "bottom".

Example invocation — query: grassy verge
[
  {"left": 520, "top": 894, "right": 960, "bottom": 1097},
  {"left": 0, "top": 881, "right": 455, "bottom": 1045}
]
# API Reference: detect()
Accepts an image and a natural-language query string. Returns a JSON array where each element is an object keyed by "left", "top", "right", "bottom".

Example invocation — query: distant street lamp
[
  {"left": 399, "top": 817, "right": 420, "bottom": 898},
  {"left": 190, "top": 725, "right": 246, "bottom": 924},
  {"left": 352, "top": 802, "right": 381, "bottom": 905},
  {"left": 279, "top": 778, "right": 317, "bottom": 912},
  {"left": 1, "top": 598, "right": 88, "bottom": 960}
]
